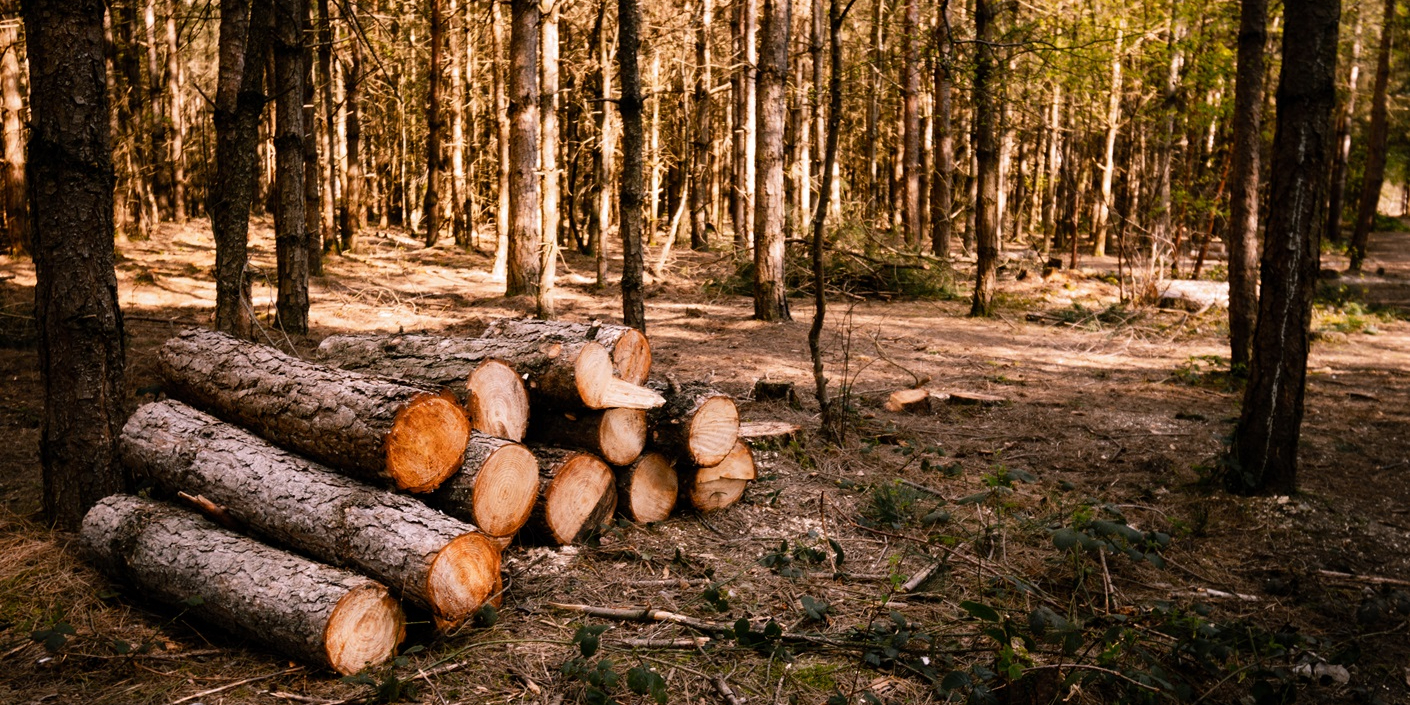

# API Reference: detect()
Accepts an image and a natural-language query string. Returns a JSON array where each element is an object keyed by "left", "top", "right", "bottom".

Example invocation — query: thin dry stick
[
  {"left": 546, "top": 603, "right": 723, "bottom": 632},
  {"left": 1316, "top": 569, "right": 1410, "bottom": 588},
  {"left": 712, "top": 675, "right": 747, "bottom": 705},
  {"left": 1025, "top": 663, "right": 1160, "bottom": 692},
  {"left": 167, "top": 667, "right": 303, "bottom": 705},
  {"left": 617, "top": 637, "right": 712, "bottom": 648}
]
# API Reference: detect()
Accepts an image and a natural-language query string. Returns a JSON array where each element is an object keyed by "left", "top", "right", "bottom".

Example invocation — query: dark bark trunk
[
  {"left": 301, "top": 0, "right": 322, "bottom": 275},
  {"left": 1349, "top": 0, "right": 1393, "bottom": 271},
  {"left": 901, "top": 0, "right": 921, "bottom": 246},
  {"left": 689, "top": 0, "right": 713, "bottom": 251},
  {"left": 970, "top": 0, "right": 999, "bottom": 316},
  {"left": 1325, "top": 12, "right": 1363, "bottom": 245},
  {"left": 1229, "top": 0, "right": 1340, "bottom": 495},
  {"left": 929, "top": 4, "right": 952, "bottom": 260},
  {"left": 1227, "top": 0, "right": 1267, "bottom": 370},
  {"left": 731, "top": 0, "right": 756, "bottom": 250},
  {"left": 273, "top": 0, "right": 309, "bottom": 334},
  {"left": 618, "top": 0, "right": 646, "bottom": 329},
  {"left": 24, "top": 0, "right": 126, "bottom": 530},
  {"left": 507, "top": 0, "right": 542, "bottom": 296},
  {"left": 423, "top": 0, "right": 445, "bottom": 246},
  {"left": 753, "top": 0, "right": 791, "bottom": 321},
  {"left": 340, "top": 0, "right": 363, "bottom": 251},
  {"left": 317, "top": 0, "right": 337, "bottom": 253},
  {"left": 810, "top": 0, "right": 850, "bottom": 443}
]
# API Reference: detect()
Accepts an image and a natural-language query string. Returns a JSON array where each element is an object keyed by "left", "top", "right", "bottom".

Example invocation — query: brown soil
[{"left": 0, "top": 219, "right": 1407, "bottom": 704}]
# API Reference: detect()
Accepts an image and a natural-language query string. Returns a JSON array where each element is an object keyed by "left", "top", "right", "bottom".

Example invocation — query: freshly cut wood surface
[
  {"left": 81, "top": 495, "right": 405, "bottom": 675},
  {"left": 530, "top": 408, "right": 647, "bottom": 466},
  {"left": 650, "top": 381, "right": 739, "bottom": 467},
  {"left": 318, "top": 333, "right": 664, "bottom": 410},
  {"left": 466, "top": 359, "right": 530, "bottom": 440},
  {"left": 615, "top": 452, "right": 678, "bottom": 523},
  {"left": 160, "top": 328, "right": 470, "bottom": 493},
  {"left": 121, "top": 400, "right": 500, "bottom": 628},
  {"left": 531, "top": 447, "right": 617, "bottom": 545},
  {"left": 738, "top": 420, "right": 802, "bottom": 444},
  {"left": 429, "top": 432, "right": 540, "bottom": 537},
  {"left": 679, "top": 441, "right": 755, "bottom": 512},
  {"left": 885, "top": 388, "right": 936, "bottom": 413},
  {"left": 481, "top": 318, "right": 652, "bottom": 384}
]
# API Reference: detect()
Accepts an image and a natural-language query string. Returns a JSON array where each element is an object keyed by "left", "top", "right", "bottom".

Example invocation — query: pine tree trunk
[
  {"left": 1229, "top": 0, "right": 1340, "bottom": 495},
  {"left": 618, "top": 0, "right": 647, "bottom": 329},
  {"left": 317, "top": 0, "right": 337, "bottom": 252},
  {"left": 1093, "top": 28, "right": 1123, "bottom": 258},
  {"left": 678, "top": 441, "right": 755, "bottom": 512},
  {"left": 1325, "top": 11, "right": 1363, "bottom": 244},
  {"left": 301, "top": 0, "right": 322, "bottom": 276},
  {"left": 273, "top": 0, "right": 309, "bottom": 334},
  {"left": 1, "top": 17, "right": 27, "bottom": 254},
  {"left": 450, "top": 0, "right": 468, "bottom": 247},
  {"left": 492, "top": 1, "right": 511, "bottom": 279},
  {"left": 648, "top": 381, "right": 740, "bottom": 467},
  {"left": 25, "top": 0, "right": 126, "bottom": 530},
  {"left": 527, "top": 447, "right": 617, "bottom": 544},
  {"left": 929, "top": 3, "right": 952, "bottom": 259},
  {"left": 689, "top": 0, "right": 713, "bottom": 251},
  {"left": 901, "top": 0, "right": 921, "bottom": 246},
  {"left": 539, "top": 1, "right": 561, "bottom": 318},
  {"left": 595, "top": 1, "right": 616, "bottom": 286},
  {"left": 1227, "top": 0, "right": 1267, "bottom": 370},
  {"left": 530, "top": 408, "right": 646, "bottom": 466},
  {"left": 339, "top": 0, "right": 363, "bottom": 251},
  {"left": 970, "top": 0, "right": 999, "bottom": 316},
  {"left": 165, "top": 4, "right": 186, "bottom": 223},
  {"left": 753, "top": 0, "right": 791, "bottom": 321},
  {"left": 508, "top": 0, "right": 542, "bottom": 296},
  {"left": 731, "top": 0, "right": 756, "bottom": 250},
  {"left": 424, "top": 0, "right": 445, "bottom": 246},
  {"left": 864, "top": 0, "right": 881, "bottom": 221},
  {"left": 83, "top": 495, "right": 405, "bottom": 675},
  {"left": 1349, "top": 0, "right": 1393, "bottom": 271}
]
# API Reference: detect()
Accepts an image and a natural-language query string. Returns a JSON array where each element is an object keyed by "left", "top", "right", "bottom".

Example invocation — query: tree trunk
[
  {"left": 273, "top": 0, "right": 309, "bottom": 334},
  {"left": 211, "top": 0, "right": 272, "bottom": 338},
  {"left": 300, "top": 0, "right": 322, "bottom": 276},
  {"left": 424, "top": 0, "right": 445, "bottom": 246},
  {"left": 84, "top": 495, "right": 404, "bottom": 675},
  {"left": 1349, "top": 0, "right": 1393, "bottom": 271},
  {"left": 492, "top": 0, "right": 512, "bottom": 279},
  {"left": 450, "top": 0, "right": 468, "bottom": 247},
  {"left": 539, "top": 1, "right": 560, "bottom": 318},
  {"left": 970, "top": 0, "right": 999, "bottom": 316},
  {"left": 530, "top": 408, "right": 646, "bottom": 466},
  {"left": 25, "top": 0, "right": 126, "bottom": 530},
  {"left": 317, "top": 0, "right": 337, "bottom": 253},
  {"left": 1093, "top": 28, "right": 1123, "bottom": 258},
  {"left": 901, "top": 0, "right": 921, "bottom": 246},
  {"left": 1229, "top": 0, "right": 1340, "bottom": 495},
  {"left": 1325, "top": 10, "right": 1363, "bottom": 244},
  {"left": 507, "top": 0, "right": 543, "bottom": 296},
  {"left": 615, "top": 452, "right": 677, "bottom": 523},
  {"left": 648, "top": 381, "right": 740, "bottom": 467},
  {"left": 929, "top": 3, "right": 952, "bottom": 259},
  {"left": 753, "top": 0, "right": 791, "bottom": 321},
  {"left": 864, "top": 0, "right": 882, "bottom": 221},
  {"left": 528, "top": 447, "right": 617, "bottom": 545},
  {"left": 339, "top": 0, "right": 363, "bottom": 251},
  {"left": 617, "top": 0, "right": 647, "bottom": 330},
  {"left": 1, "top": 16, "right": 27, "bottom": 254},
  {"left": 481, "top": 317, "right": 652, "bottom": 384},
  {"left": 1227, "top": 0, "right": 1268, "bottom": 370},
  {"left": 731, "top": 0, "right": 757, "bottom": 250},
  {"left": 165, "top": 5, "right": 186, "bottom": 223},
  {"left": 689, "top": 0, "right": 713, "bottom": 251},
  {"left": 427, "top": 432, "right": 540, "bottom": 538},
  {"left": 678, "top": 441, "right": 755, "bottom": 512},
  {"left": 121, "top": 401, "right": 500, "bottom": 628},
  {"left": 159, "top": 328, "right": 472, "bottom": 493}
]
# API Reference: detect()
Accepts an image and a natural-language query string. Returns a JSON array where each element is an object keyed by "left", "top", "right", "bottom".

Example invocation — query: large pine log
[
  {"left": 428, "top": 432, "right": 540, "bottom": 538},
  {"left": 317, "top": 333, "right": 664, "bottom": 411},
  {"left": 678, "top": 441, "right": 755, "bottom": 512},
  {"left": 649, "top": 381, "right": 739, "bottom": 467},
  {"left": 529, "top": 447, "right": 617, "bottom": 545},
  {"left": 82, "top": 495, "right": 405, "bottom": 675},
  {"left": 615, "top": 451, "right": 677, "bottom": 523},
  {"left": 481, "top": 318, "right": 652, "bottom": 385},
  {"left": 121, "top": 400, "right": 501, "bottom": 628},
  {"left": 529, "top": 408, "right": 647, "bottom": 466},
  {"left": 160, "top": 328, "right": 470, "bottom": 493}
]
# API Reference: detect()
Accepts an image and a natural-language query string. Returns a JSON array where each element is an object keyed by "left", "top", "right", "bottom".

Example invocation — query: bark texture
[
  {"left": 969, "top": 0, "right": 999, "bottom": 316},
  {"left": 1348, "top": 0, "right": 1394, "bottom": 271},
  {"left": 424, "top": 0, "right": 445, "bottom": 246},
  {"left": 753, "top": 0, "right": 791, "bottom": 321},
  {"left": 648, "top": 381, "right": 740, "bottom": 467},
  {"left": 121, "top": 401, "right": 500, "bottom": 626},
  {"left": 530, "top": 407, "right": 647, "bottom": 466},
  {"left": 1227, "top": 0, "right": 1268, "bottom": 369},
  {"left": 481, "top": 317, "right": 652, "bottom": 384},
  {"left": 618, "top": 0, "right": 647, "bottom": 329},
  {"left": 1, "top": 17, "right": 26, "bottom": 255},
  {"left": 82, "top": 495, "right": 405, "bottom": 675},
  {"left": 273, "top": 0, "right": 309, "bottom": 333},
  {"left": 25, "top": 0, "right": 127, "bottom": 530},
  {"left": 507, "top": 0, "right": 542, "bottom": 295}
]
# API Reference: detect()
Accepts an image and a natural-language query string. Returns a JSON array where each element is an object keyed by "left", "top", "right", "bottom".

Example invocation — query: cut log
[
  {"left": 615, "top": 452, "right": 678, "bottom": 523},
  {"left": 649, "top": 381, "right": 740, "bottom": 467},
  {"left": 530, "top": 408, "right": 647, "bottom": 466},
  {"left": 427, "top": 432, "right": 540, "bottom": 538},
  {"left": 738, "top": 420, "right": 803, "bottom": 445},
  {"left": 885, "top": 388, "right": 945, "bottom": 413},
  {"left": 481, "top": 318, "right": 652, "bottom": 384},
  {"left": 678, "top": 441, "right": 755, "bottom": 512},
  {"left": 121, "top": 400, "right": 501, "bottom": 628},
  {"left": 81, "top": 495, "right": 405, "bottom": 675},
  {"left": 467, "top": 359, "right": 531, "bottom": 440},
  {"left": 945, "top": 391, "right": 1006, "bottom": 406},
  {"left": 318, "top": 333, "right": 664, "bottom": 411},
  {"left": 160, "top": 328, "right": 470, "bottom": 493},
  {"left": 529, "top": 447, "right": 617, "bottom": 545}
]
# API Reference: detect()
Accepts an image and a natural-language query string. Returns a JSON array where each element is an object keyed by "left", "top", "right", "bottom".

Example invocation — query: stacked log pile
[{"left": 82, "top": 319, "right": 761, "bottom": 675}]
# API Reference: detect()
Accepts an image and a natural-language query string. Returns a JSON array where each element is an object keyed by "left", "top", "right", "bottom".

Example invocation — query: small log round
[
  {"left": 531, "top": 448, "right": 617, "bottom": 545},
  {"left": 679, "top": 441, "right": 756, "bottom": 512},
  {"left": 530, "top": 408, "right": 647, "bottom": 466},
  {"left": 429, "top": 433, "right": 540, "bottom": 538},
  {"left": 466, "top": 359, "right": 531, "bottom": 441},
  {"left": 160, "top": 328, "right": 470, "bottom": 493},
  {"left": 616, "top": 452, "right": 678, "bottom": 523},
  {"left": 82, "top": 495, "right": 405, "bottom": 675},
  {"left": 650, "top": 382, "right": 740, "bottom": 467},
  {"left": 481, "top": 318, "right": 652, "bottom": 385}
]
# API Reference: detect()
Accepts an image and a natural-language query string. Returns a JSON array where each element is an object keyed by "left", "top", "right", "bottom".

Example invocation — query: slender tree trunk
[
  {"left": 317, "top": 0, "right": 337, "bottom": 253},
  {"left": 423, "top": 0, "right": 444, "bottom": 246},
  {"left": 900, "top": 0, "right": 920, "bottom": 246},
  {"left": 753, "top": 0, "right": 791, "bottom": 321},
  {"left": 731, "top": 0, "right": 756, "bottom": 250},
  {"left": 211, "top": 0, "right": 272, "bottom": 339},
  {"left": 273, "top": 0, "right": 309, "bottom": 333},
  {"left": 25, "top": 0, "right": 126, "bottom": 530},
  {"left": 618, "top": 0, "right": 646, "bottom": 329},
  {"left": 929, "top": 3, "right": 952, "bottom": 259},
  {"left": 539, "top": 0, "right": 560, "bottom": 318},
  {"left": 1, "top": 16, "right": 27, "bottom": 255},
  {"left": 810, "top": 0, "right": 851, "bottom": 443},
  {"left": 1093, "top": 27, "right": 1123, "bottom": 257},
  {"left": 165, "top": 4, "right": 186, "bottom": 223},
  {"left": 143, "top": 0, "right": 166, "bottom": 220},
  {"left": 492, "top": 0, "right": 511, "bottom": 279},
  {"left": 507, "top": 0, "right": 542, "bottom": 296},
  {"left": 1325, "top": 10, "right": 1364, "bottom": 244},
  {"left": 595, "top": 2, "right": 615, "bottom": 287},
  {"left": 1227, "top": 0, "right": 1268, "bottom": 370},
  {"left": 1349, "top": 0, "right": 1393, "bottom": 271},
  {"left": 1154, "top": 18, "right": 1182, "bottom": 266},
  {"left": 1230, "top": 0, "right": 1340, "bottom": 495},
  {"left": 647, "top": 50, "right": 661, "bottom": 243},
  {"left": 450, "top": 0, "right": 467, "bottom": 247},
  {"left": 690, "top": 0, "right": 713, "bottom": 251},
  {"left": 301, "top": 0, "right": 321, "bottom": 276},
  {"left": 864, "top": 0, "right": 882, "bottom": 222},
  {"left": 339, "top": 0, "right": 363, "bottom": 251},
  {"left": 970, "top": 0, "right": 999, "bottom": 316}
]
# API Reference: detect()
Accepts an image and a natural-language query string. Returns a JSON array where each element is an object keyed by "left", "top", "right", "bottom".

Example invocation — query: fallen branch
[
  {"left": 168, "top": 667, "right": 303, "bottom": 705},
  {"left": 1316, "top": 569, "right": 1410, "bottom": 588},
  {"left": 545, "top": 603, "right": 723, "bottom": 632},
  {"left": 713, "top": 675, "right": 747, "bottom": 705},
  {"left": 617, "top": 637, "right": 712, "bottom": 649}
]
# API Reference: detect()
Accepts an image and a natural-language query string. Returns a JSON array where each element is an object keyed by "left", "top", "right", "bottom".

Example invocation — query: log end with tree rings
[
  {"left": 684, "top": 441, "right": 755, "bottom": 512},
  {"left": 598, "top": 408, "right": 648, "bottom": 465},
  {"left": 324, "top": 583, "right": 407, "bottom": 675},
  {"left": 616, "top": 452, "right": 678, "bottom": 523},
  {"left": 383, "top": 391, "right": 471, "bottom": 493},
  {"left": 575, "top": 342, "right": 665, "bottom": 409},
  {"left": 425, "top": 531, "right": 502, "bottom": 627},
  {"left": 609, "top": 327, "right": 652, "bottom": 385},
  {"left": 470, "top": 442, "right": 539, "bottom": 537},
  {"left": 685, "top": 395, "right": 740, "bottom": 467},
  {"left": 466, "top": 359, "right": 530, "bottom": 441},
  {"left": 544, "top": 452, "right": 617, "bottom": 544}
]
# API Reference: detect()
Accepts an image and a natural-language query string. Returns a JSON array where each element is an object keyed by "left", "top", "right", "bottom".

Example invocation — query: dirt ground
[{"left": 0, "top": 220, "right": 1408, "bottom": 705}]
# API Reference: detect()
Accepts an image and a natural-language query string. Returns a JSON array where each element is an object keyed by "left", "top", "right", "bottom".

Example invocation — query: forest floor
[{"left": 0, "top": 220, "right": 1408, "bottom": 704}]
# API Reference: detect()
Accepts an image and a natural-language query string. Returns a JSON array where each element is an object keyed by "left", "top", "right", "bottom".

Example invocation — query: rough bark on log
[
  {"left": 318, "top": 333, "right": 663, "bottom": 410},
  {"left": 752, "top": 379, "right": 800, "bottom": 408},
  {"left": 481, "top": 318, "right": 652, "bottom": 384},
  {"left": 428, "top": 432, "right": 540, "bottom": 538},
  {"left": 82, "top": 495, "right": 405, "bottom": 675},
  {"left": 121, "top": 400, "right": 501, "bottom": 628},
  {"left": 529, "top": 408, "right": 646, "bottom": 466},
  {"left": 615, "top": 451, "right": 677, "bottom": 523},
  {"left": 160, "top": 328, "right": 470, "bottom": 493},
  {"left": 678, "top": 441, "right": 755, "bottom": 512},
  {"left": 649, "top": 381, "right": 739, "bottom": 467},
  {"left": 528, "top": 447, "right": 617, "bottom": 545}
]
